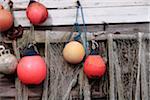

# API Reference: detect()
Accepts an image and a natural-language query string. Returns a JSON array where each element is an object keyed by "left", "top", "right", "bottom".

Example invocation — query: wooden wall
[
  {"left": 11, "top": 0, "right": 150, "bottom": 26},
  {"left": 0, "top": 0, "right": 150, "bottom": 100}
]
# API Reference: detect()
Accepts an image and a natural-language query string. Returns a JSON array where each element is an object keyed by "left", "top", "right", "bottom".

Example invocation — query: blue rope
[
  {"left": 66, "top": 1, "right": 89, "bottom": 56},
  {"left": 80, "top": 6, "right": 88, "bottom": 56}
]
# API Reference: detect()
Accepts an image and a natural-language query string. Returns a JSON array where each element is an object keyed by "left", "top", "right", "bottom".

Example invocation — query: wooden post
[
  {"left": 42, "top": 32, "right": 49, "bottom": 100},
  {"left": 135, "top": 32, "right": 142, "bottom": 100},
  {"left": 140, "top": 33, "right": 149, "bottom": 100},
  {"left": 149, "top": 37, "right": 150, "bottom": 99},
  {"left": 107, "top": 33, "right": 115, "bottom": 100}
]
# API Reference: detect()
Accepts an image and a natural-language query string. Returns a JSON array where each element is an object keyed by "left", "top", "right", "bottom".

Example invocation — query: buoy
[
  {"left": 17, "top": 55, "right": 46, "bottom": 85},
  {"left": 26, "top": 2, "right": 48, "bottom": 25},
  {"left": 63, "top": 41, "right": 85, "bottom": 64},
  {"left": 17, "top": 45, "right": 46, "bottom": 85},
  {"left": 84, "top": 55, "right": 106, "bottom": 78},
  {"left": 0, "top": 45, "right": 18, "bottom": 74},
  {"left": 0, "top": 7, "right": 13, "bottom": 32}
]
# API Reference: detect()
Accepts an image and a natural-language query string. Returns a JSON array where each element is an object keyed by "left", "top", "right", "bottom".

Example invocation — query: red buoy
[
  {"left": 84, "top": 55, "right": 106, "bottom": 79},
  {"left": 0, "top": 8, "right": 13, "bottom": 32},
  {"left": 17, "top": 55, "right": 46, "bottom": 85},
  {"left": 26, "top": 2, "right": 48, "bottom": 25}
]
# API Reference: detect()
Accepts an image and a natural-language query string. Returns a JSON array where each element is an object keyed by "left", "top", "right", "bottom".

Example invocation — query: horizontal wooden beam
[
  {"left": 13, "top": 6, "right": 150, "bottom": 26},
  {"left": 45, "top": 31, "right": 150, "bottom": 43},
  {"left": 13, "top": 31, "right": 149, "bottom": 43},
  {"left": 0, "top": 87, "right": 42, "bottom": 97},
  {"left": 3, "top": 27, "right": 150, "bottom": 43},
  {"left": 12, "top": 0, "right": 150, "bottom": 9}
]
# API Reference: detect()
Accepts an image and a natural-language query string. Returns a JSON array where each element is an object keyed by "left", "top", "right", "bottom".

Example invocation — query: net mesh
[
  {"left": 45, "top": 32, "right": 149, "bottom": 100},
  {"left": 46, "top": 42, "right": 81, "bottom": 100},
  {"left": 113, "top": 39, "right": 139, "bottom": 100}
]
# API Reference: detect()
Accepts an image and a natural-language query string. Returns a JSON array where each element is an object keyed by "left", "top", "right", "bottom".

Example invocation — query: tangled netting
[
  {"left": 46, "top": 42, "right": 81, "bottom": 100},
  {"left": 44, "top": 32, "right": 149, "bottom": 100},
  {"left": 113, "top": 39, "right": 139, "bottom": 100},
  {"left": 111, "top": 37, "right": 150, "bottom": 100}
]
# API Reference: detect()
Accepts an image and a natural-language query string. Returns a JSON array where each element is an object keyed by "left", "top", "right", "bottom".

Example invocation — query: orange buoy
[
  {"left": 0, "top": 8, "right": 13, "bottom": 32},
  {"left": 17, "top": 55, "right": 46, "bottom": 85},
  {"left": 26, "top": 2, "right": 48, "bottom": 25},
  {"left": 63, "top": 41, "right": 85, "bottom": 64},
  {"left": 84, "top": 55, "right": 106, "bottom": 78}
]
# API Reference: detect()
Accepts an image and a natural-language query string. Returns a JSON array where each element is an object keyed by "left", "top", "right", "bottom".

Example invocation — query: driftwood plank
[
  {"left": 13, "top": 6, "right": 150, "bottom": 26},
  {"left": 12, "top": 0, "right": 150, "bottom": 9}
]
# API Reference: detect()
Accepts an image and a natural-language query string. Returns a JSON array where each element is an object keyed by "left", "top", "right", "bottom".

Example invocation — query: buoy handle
[
  {"left": 0, "top": 45, "right": 5, "bottom": 52},
  {"left": 0, "top": 45, "right": 11, "bottom": 56}
]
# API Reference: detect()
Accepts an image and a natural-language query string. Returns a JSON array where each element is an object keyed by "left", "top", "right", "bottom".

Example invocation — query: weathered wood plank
[
  {"left": 141, "top": 41, "right": 149, "bottom": 100},
  {"left": 36, "top": 31, "right": 150, "bottom": 43},
  {"left": 13, "top": 6, "right": 150, "bottom": 26},
  {"left": 41, "top": 32, "right": 49, "bottom": 100},
  {"left": 3, "top": 31, "right": 150, "bottom": 43},
  {"left": 38, "top": 23, "right": 149, "bottom": 33},
  {"left": 12, "top": 0, "right": 150, "bottom": 9},
  {"left": 135, "top": 32, "right": 143, "bottom": 100},
  {"left": 0, "top": 88, "right": 42, "bottom": 97},
  {"left": 108, "top": 34, "right": 115, "bottom": 100}
]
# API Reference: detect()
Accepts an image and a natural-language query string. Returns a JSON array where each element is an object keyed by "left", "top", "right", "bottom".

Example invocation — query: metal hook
[
  {"left": 8, "top": 0, "right": 13, "bottom": 9},
  {"left": 102, "top": 21, "right": 109, "bottom": 31},
  {"left": 76, "top": 0, "right": 81, "bottom": 7}
]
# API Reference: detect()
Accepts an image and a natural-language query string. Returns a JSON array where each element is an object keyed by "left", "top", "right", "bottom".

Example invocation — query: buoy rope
[{"left": 66, "top": 0, "right": 89, "bottom": 56}]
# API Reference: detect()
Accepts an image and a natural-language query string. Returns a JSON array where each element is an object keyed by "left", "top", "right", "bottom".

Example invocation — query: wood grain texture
[
  {"left": 13, "top": 6, "right": 150, "bottom": 26},
  {"left": 3, "top": 30, "right": 150, "bottom": 44},
  {"left": 107, "top": 34, "right": 115, "bottom": 100},
  {"left": 12, "top": 0, "right": 150, "bottom": 9},
  {"left": 140, "top": 37, "right": 149, "bottom": 100},
  {"left": 0, "top": 87, "right": 42, "bottom": 97},
  {"left": 135, "top": 32, "right": 143, "bottom": 100}
]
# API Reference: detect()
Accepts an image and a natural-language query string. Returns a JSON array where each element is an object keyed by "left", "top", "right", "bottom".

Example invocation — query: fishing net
[
  {"left": 45, "top": 33, "right": 81, "bottom": 100},
  {"left": 45, "top": 32, "right": 109, "bottom": 100},
  {"left": 110, "top": 33, "right": 150, "bottom": 100},
  {"left": 113, "top": 39, "right": 139, "bottom": 100},
  {"left": 44, "top": 32, "right": 149, "bottom": 100}
]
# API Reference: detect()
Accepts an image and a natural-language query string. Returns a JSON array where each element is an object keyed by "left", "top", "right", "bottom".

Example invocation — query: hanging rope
[{"left": 66, "top": 0, "right": 89, "bottom": 56}]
